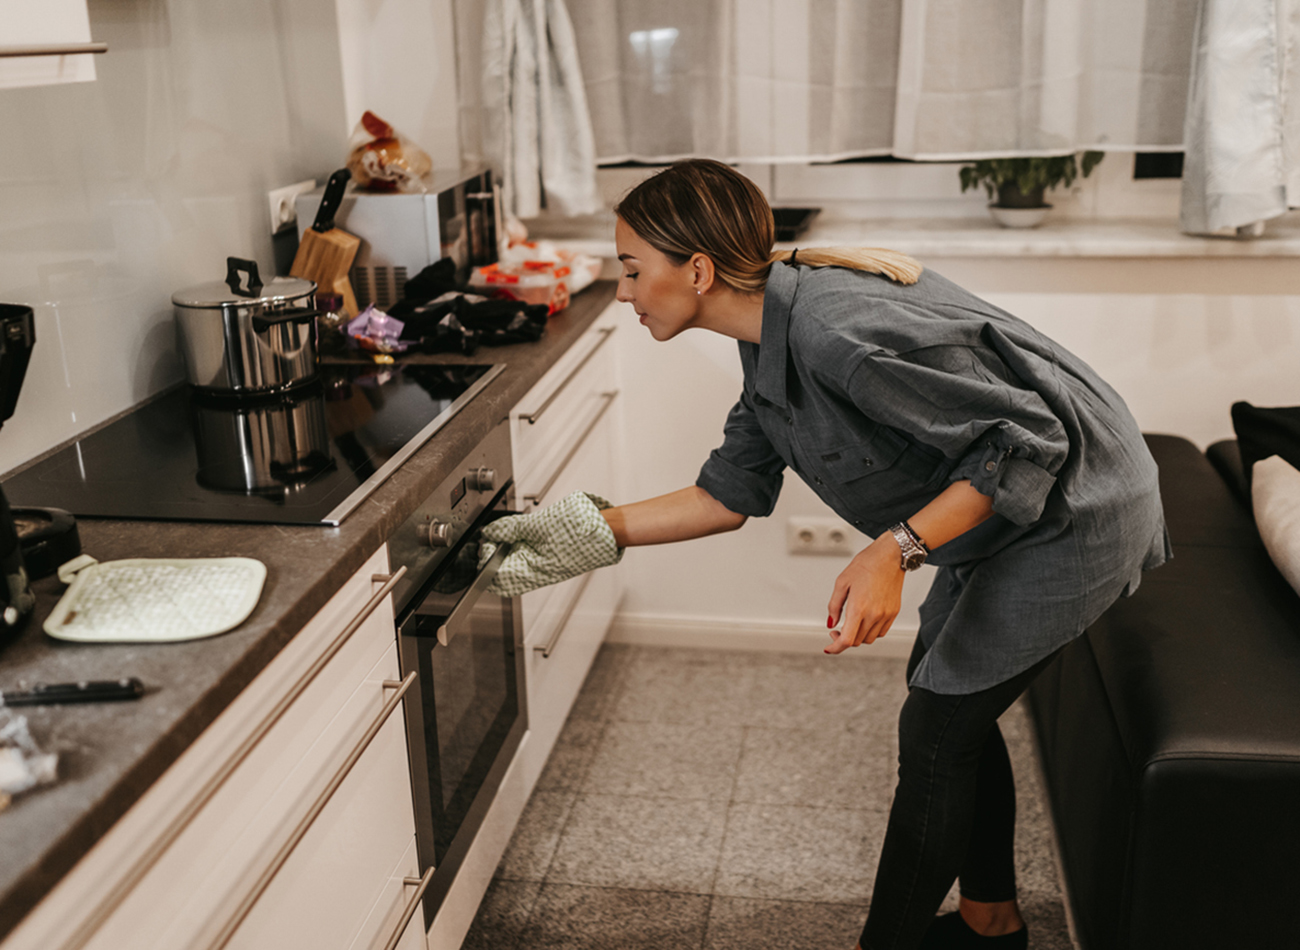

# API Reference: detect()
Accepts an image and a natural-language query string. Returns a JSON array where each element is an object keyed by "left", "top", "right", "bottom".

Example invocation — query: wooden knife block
[{"left": 290, "top": 227, "right": 361, "bottom": 317}]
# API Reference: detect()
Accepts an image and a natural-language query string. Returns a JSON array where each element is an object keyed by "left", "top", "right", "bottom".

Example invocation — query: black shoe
[{"left": 918, "top": 911, "right": 1028, "bottom": 949}]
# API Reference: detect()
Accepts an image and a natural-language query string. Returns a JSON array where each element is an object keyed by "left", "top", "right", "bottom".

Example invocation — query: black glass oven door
[{"left": 398, "top": 491, "right": 524, "bottom": 903}]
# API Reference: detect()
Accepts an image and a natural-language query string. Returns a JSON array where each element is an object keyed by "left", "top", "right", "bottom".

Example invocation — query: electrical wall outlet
[
  {"left": 786, "top": 516, "right": 859, "bottom": 556},
  {"left": 267, "top": 178, "right": 317, "bottom": 235}
]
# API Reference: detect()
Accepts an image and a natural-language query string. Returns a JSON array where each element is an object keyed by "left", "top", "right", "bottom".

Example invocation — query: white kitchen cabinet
[
  {"left": 4, "top": 546, "right": 426, "bottom": 950},
  {"left": 0, "top": 0, "right": 100, "bottom": 89},
  {"left": 511, "top": 306, "right": 625, "bottom": 792}
]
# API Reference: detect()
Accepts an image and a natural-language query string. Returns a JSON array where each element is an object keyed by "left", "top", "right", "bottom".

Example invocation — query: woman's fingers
[{"left": 827, "top": 575, "right": 850, "bottom": 628}]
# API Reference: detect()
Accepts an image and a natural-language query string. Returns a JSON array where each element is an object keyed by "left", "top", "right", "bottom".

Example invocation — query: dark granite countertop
[{"left": 0, "top": 282, "right": 619, "bottom": 941}]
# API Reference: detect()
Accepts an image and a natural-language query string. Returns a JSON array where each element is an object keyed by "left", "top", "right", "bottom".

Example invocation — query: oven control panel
[{"left": 387, "top": 418, "right": 513, "bottom": 614}]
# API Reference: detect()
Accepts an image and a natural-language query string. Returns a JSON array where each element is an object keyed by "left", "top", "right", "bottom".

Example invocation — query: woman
[{"left": 480, "top": 159, "right": 1169, "bottom": 950}]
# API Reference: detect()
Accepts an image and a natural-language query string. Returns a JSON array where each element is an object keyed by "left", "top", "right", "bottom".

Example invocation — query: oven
[{"left": 387, "top": 417, "right": 525, "bottom": 928}]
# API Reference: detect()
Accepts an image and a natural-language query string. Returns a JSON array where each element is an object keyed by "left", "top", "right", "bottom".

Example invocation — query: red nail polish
[{"left": 827, "top": 615, "right": 835, "bottom": 629}]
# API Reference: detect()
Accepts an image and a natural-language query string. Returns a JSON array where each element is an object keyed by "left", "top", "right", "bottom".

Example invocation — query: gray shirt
[{"left": 697, "top": 261, "right": 1170, "bottom": 694}]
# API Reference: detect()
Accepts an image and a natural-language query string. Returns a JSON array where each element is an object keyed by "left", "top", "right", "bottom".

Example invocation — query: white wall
[
  {"left": 333, "top": 0, "right": 461, "bottom": 179},
  {"left": 0, "top": 0, "right": 462, "bottom": 475},
  {"left": 0, "top": 0, "right": 350, "bottom": 473}
]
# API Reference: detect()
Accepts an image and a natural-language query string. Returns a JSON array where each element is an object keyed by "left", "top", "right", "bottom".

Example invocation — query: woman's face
[{"left": 614, "top": 216, "right": 701, "bottom": 342}]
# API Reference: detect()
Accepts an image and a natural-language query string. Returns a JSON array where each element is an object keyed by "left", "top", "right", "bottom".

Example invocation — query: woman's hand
[{"left": 825, "top": 533, "right": 905, "bottom": 654}]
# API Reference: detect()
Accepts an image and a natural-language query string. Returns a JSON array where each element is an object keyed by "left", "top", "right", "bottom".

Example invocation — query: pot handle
[
  {"left": 226, "top": 257, "right": 264, "bottom": 298},
  {"left": 251, "top": 306, "right": 321, "bottom": 333}
]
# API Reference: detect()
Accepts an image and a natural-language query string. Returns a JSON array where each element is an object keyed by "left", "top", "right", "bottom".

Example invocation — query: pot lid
[{"left": 172, "top": 258, "right": 316, "bottom": 309}]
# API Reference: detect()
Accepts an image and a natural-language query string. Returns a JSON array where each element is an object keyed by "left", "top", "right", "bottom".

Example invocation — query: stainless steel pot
[{"left": 173, "top": 258, "right": 320, "bottom": 394}]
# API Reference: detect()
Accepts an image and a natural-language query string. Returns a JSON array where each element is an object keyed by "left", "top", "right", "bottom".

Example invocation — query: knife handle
[
  {"left": 312, "top": 168, "right": 351, "bottom": 233},
  {"left": 3, "top": 677, "right": 145, "bottom": 706}
]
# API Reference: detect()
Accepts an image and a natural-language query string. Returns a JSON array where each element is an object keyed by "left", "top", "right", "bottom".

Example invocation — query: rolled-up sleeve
[
  {"left": 696, "top": 390, "right": 787, "bottom": 517},
  {"left": 845, "top": 349, "right": 1069, "bottom": 525}
]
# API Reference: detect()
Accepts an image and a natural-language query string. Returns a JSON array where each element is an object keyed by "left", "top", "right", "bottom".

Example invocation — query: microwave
[{"left": 295, "top": 166, "right": 499, "bottom": 309}]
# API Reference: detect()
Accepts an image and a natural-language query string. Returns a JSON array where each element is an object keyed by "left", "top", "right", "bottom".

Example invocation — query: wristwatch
[{"left": 889, "top": 521, "right": 930, "bottom": 571}]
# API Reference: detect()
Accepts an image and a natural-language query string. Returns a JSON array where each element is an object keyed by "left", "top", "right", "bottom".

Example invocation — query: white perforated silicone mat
[{"left": 44, "top": 556, "right": 267, "bottom": 643}]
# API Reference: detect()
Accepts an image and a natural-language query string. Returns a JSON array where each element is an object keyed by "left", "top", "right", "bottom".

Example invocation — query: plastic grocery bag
[{"left": 346, "top": 111, "right": 433, "bottom": 193}]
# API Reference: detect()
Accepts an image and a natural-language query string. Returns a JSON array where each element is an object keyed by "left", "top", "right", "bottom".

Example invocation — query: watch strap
[{"left": 889, "top": 521, "right": 929, "bottom": 571}]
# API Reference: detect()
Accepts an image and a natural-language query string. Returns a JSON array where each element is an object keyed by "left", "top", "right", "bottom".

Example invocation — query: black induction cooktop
[{"left": 2, "top": 363, "right": 503, "bottom": 526}]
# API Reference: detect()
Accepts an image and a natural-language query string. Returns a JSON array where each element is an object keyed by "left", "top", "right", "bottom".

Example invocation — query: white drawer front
[
  {"left": 8, "top": 548, "right": 410, "bottom": 950},
  {"left": 346, "top": 838, "right": 426, "bottom": 950},
  {"left": 89, "top": 642, "right": 414, "bottom": 950},
  {"left": 512, "top": 320, "right": 618, "bottom": 483},
  {"left": 224, "top": 649, "right": 416, "bottom": 950},
  {"left": 521, "top": 567, "right": 620, "bottom": 792},
  {"left": 519, "top": 391, "right": 620, "bottom": 639}
]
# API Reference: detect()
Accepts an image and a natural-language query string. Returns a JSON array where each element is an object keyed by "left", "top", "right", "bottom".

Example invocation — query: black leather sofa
[{"left": 1027, "top": 434, "right": 1300, "bottom": 950}]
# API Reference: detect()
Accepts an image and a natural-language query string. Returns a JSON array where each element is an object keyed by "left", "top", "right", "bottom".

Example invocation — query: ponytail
[
  {"left": 770, "top": 246, "right": 922, "bottom": 286},
  {"left": 615, "top": 159, "right": 923, "bottom": 293}
]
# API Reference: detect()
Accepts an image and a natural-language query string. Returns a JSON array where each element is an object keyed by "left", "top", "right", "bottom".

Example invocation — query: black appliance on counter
[
  {"left": 1, "top": 362, "right": 504, "bottom": 526},
  {"left": 386, "top": 417, "right": 525, "bottom": 928},
  {"left": 0, "top": 304, "right": 39, "bottom": 637}
]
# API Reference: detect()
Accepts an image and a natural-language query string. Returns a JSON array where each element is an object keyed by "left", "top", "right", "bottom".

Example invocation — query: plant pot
[
  {"left": 995, "top": 182, "right": 1047, "bottom": 208},
  {"left": 988, "top": 204, "right": 1051, "bottom": 229}
]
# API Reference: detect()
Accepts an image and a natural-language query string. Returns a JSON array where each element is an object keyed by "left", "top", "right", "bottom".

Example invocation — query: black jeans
[{"left": 858, "top": 637, "right": 1061, "bottom": 950}]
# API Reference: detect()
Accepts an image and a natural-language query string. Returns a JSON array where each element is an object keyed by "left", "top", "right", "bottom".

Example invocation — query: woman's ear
[{"left": 690, "top": 253, "right": 715, "bottom": 296}]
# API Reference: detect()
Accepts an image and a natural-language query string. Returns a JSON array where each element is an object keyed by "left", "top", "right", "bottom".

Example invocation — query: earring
[{"left": 696, "top": 289, "right": 702, "bottom": 296}]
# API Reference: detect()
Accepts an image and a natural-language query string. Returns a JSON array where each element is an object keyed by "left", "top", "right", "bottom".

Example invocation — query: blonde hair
[{"left": 614, "top": 159, "right": 922, "bottom": 293}]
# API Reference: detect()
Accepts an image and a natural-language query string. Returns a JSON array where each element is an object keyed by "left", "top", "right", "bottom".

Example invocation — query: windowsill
[{"left": 528, "top": 211, "right": 1300, "bottom": 261}]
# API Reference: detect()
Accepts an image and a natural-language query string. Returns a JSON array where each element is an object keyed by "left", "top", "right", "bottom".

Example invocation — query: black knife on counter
[{"left": 1, "top": 677, "right": 145, "bottom": 706}]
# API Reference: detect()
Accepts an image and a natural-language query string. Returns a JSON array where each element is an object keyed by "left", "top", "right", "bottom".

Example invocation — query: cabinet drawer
[
  {"left": 91, "top": 641, "right": 414, "bottom": 950},
  {"left": 9, "top": 548, "right": 408, "bottom": 950},
  {"left": 347, "top": 838, "right": 427, "bottom": 950},
  {"left": 521, "top": 566, "right": 620, "bottom": 791},
  {"left": 519, "top": 388, "right": 620, "bottom": 634},
  {"left": 511, "top": 319, "right": 617, "bottom": 483}
]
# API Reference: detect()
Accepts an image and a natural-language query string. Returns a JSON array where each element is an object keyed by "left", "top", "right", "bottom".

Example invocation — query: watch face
[{"left": 902, "top": 550, "right": 927, "bottom": 571}]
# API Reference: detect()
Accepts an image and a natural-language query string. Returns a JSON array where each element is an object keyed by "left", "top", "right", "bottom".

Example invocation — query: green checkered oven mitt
[{"left": 478, "top": 491, "right": 624, "bottom": 597}]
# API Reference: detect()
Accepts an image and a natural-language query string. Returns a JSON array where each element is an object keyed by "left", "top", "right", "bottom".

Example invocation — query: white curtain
[
  {"left": 462, "top": 0, "right": 601, "bottom": 218},
  {"left": 565, "top": 0, "right": 1198, "bottom": 163},
  {"left": 1180, "top": 0, "right": 1300, "bottom": 234}
]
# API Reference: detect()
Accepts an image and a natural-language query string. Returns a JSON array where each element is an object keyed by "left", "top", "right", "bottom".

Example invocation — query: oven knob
[
  {"left": 467, "top": 467, "right": 496, "bottom": 492},
  {"left": 419, "top": 519, "right": 453, "bottom": 547}
]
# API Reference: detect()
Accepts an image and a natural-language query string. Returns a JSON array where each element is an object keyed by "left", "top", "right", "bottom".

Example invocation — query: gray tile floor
[{"left": 464, "top": 645, "right": 1076, "bottom": 950}]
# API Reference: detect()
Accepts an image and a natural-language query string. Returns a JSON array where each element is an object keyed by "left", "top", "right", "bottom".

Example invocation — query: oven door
[{"left": 397, "top": 485, "right": 526, "bottom": 925}]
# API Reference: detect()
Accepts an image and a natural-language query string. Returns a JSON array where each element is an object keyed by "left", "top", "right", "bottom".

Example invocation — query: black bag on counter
[{"left": 390, "top": 260, "right": 549, "bottom": 354}]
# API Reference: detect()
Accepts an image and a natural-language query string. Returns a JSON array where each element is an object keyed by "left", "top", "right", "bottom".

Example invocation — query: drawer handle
[
  {"left": 437, "top": 541, "right": 513, "bottom": 646},
  {"left": 0, "top": 43, "right": 109, "bottom": 58},
  {"left": 383, "top": 868, "right": 435, "bottom": 950},
  {"left": 63, "top": 568, "right": 407, "bottom": 950},
  {"left": 519, "top": 325, "right": 615, "bottom": 424},
  {"left": 523, "top": 390, "right": 620, "bottom": 507},
  {"left": 207, "top": 672, "right": 418, "bottom": 950},
  {"left": 534, "top": 571, "right": 595, "bottom": 658}
]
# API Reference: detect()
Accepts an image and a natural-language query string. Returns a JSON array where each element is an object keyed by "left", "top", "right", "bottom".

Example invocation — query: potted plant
[{"left": 959, "top": 152, "right": 1105, "bottom": 228}]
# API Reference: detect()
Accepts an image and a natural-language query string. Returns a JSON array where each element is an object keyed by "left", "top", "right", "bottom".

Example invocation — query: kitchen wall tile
[
  {"left": 582, "top": 721, "right": 744, "bottom": 801},
  {"left": 714, "top": 802, "right": 887, "bottom": 903},
  {"left": 459, "top": 878, "right": 541, "bottom": 950},
  {"left": 0, "top": 0, "right": 349, "bottom": 473},
  {"left": 518, "top": 884, "right": 710, "bottom": 950},
  {"left": 611, "top": 647, "right": 758, "bottom": 725},
  {"left": 704, "top": 896, "right": 868, "bottom": 950},
  {"left": 547, "top": 794, "right": 728, "bottom": 893},
  {"left": 495, "top": 789, "right": 575, "bottom": 882},
  {"left": 733, "top": 727, "right": 897, "bottom": 810},
  {"left": 535, "top": 717, "right": 607, "bottom": 795}
]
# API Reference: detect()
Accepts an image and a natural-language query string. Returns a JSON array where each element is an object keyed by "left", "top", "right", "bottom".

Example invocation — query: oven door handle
[{"left": 437, "top": 541, "right": 513, "bottom": 647}]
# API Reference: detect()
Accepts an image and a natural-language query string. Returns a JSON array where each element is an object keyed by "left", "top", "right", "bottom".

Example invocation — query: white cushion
[{"left": 1252, "top": 455, "right": 1300, "bottom": 597}]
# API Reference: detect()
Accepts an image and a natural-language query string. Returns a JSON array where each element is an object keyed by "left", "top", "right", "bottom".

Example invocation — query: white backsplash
[{"left": 0, "top": 0, "right": 348, "bottom": 474}]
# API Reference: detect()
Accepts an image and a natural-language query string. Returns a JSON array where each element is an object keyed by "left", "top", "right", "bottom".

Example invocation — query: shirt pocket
[{"left": 819, "top": 425, "right": 949, "bottom": 491}]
